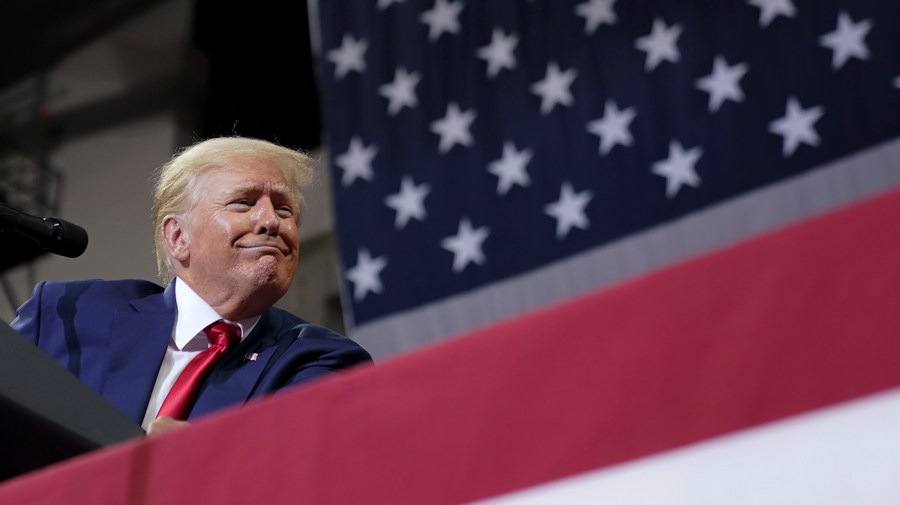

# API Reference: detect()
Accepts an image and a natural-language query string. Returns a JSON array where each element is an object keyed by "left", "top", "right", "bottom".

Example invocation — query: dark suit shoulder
[
  {"left": 259, "top": 307, "right": 371, "bottom": 364},
  {"left": 37, "top": 278, "right": 164, "bottom": 300},
  {"left": 264, "top": 306, "right": 351, "bottom": 342},
  {"left": 15, "top": 278, "right": 164, "bottom": 325}
]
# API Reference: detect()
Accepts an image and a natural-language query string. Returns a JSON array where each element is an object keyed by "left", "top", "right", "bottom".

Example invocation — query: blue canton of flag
[{"left": 314, "top": 0, "right": 900, "bottom": 357}]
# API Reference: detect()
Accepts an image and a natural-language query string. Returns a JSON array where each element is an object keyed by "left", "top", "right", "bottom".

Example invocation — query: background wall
[{"left": 0, "top": 0, "right": 344, "bottom": 331}]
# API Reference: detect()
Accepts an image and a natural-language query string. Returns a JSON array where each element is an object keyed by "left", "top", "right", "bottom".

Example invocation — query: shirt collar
[{"left": 173, "top": 278, "right": 260, "bottom": 350}]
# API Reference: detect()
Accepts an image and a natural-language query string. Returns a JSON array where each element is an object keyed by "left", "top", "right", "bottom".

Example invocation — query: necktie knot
[
  {"left": 156, "top": 321, "right": 241, "bottom": 420},
  {"left": 206, "top": 320, "right": 241, "bottom": 348}
]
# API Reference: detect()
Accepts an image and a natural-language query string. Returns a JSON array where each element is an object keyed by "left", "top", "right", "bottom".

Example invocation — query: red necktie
[{"left": 157, "top": 321, "right": 241, "bottom": 420}]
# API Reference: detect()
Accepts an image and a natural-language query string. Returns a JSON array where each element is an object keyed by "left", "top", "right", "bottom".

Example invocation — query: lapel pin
[{"left": 244, "top": 352, "right": 259, "bottom": 362}]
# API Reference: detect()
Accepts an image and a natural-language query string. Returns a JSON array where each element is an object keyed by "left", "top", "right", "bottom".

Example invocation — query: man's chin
[{"left": 245, "top": 262, "right": 293, "bottom": 291}]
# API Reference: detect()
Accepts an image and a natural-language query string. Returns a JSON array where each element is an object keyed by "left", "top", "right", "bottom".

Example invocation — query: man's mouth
[{"left": 238, "top": 243, "right": 288, "bottom": 255}]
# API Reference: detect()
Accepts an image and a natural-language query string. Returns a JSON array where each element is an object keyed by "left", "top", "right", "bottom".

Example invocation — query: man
[{"left": 11, "top": 137, "right": 371, "bottom": 435}]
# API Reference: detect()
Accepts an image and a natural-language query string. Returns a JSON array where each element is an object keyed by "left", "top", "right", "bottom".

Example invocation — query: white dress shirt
[{"left": 140, "top": 278, "right": 259, "bottom": 429}]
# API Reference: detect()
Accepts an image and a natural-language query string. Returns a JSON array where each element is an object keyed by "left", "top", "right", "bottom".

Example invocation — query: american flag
[{"left": 313, "top": 0, "right": 900, "bottom": 357}]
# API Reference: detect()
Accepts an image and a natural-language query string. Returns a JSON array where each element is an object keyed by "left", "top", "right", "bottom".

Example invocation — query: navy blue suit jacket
[{"left": 11, "top": 279, "right": 371, "bottom": 425}]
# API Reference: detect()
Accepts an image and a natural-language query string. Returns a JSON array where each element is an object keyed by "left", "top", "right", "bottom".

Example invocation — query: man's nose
[{"left": 254, "top": 200, "right": 280, "bottom": 235}]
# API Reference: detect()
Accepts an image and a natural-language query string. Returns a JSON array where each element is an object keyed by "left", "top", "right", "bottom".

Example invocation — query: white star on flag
[
  {"left": 768, "top": 96, "right": 825, "bottom": 157},
  {"left": 544, "top": 181, "right": 593, "bottom": 239},
  {"left": 819, "top": 11, "right": 872, "bottom": 71},
  {"left": 420, "top": 0, "right": 465, "bottom": 42},
  {"left": 385, "top": 176, "right": 431, "bottom": 229},
  {"left": 695, "top": 56, "right": 749, "bottom": 112},
  {"left": 345, "top": 249, "right": 388, "bottom": 301},
  {"left": 575, "top": 0, "right": 618, "bottom": 35},
  {"left": 334, "top": 136, "right": 377, "bottom": 186},
  {"left": 586, "top": 100, "right": 637, "bottom": 155},
  {"left": 531, "top": 62, "right": 578, "bottom": 115},
  {"left": 746, "top": 0, "right": 796, "bottom": 28},
  {"left": 431, "top": 102, "right": 477, "bottom": 153},
  {"left": 441, "top": 218, "right": 490, "bottom": 273},
  {"left": 635, "top": 18, "right": 682, "bottom": 71},
  {"left": 379, "top": 67, "right": 421, "bottom": 116},
  {"left": 651, "top": 140, "right": 703, "bottom": 198},
  {"left": 487, "top": 141, "right": 533, "bottom": 195},
  {"left": 326, "top": 33, "right": 368, "bottom": 80},
  {"left": 476, "top": 29, "right": 519, "bottom": 79}
]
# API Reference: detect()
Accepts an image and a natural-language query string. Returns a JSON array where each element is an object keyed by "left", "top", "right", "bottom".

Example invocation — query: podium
[{"left": 0, "top": 322, "right": 144, "bottom": 480}]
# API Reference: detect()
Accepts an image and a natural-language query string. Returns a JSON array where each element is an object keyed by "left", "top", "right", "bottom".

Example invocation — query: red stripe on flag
[{"left": 3, "top": 188, "right": 900, "bottom": 504}]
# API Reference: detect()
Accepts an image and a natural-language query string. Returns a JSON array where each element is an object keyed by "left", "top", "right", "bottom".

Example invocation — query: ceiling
[
  {"left": 0, "top": 0, "right": 164, "bottom": 91},
  {"left": 0, "top": 0, "right": 323, "bottom": 271},
  {"left": 1, "top": 0, "right": 322, "bottom": 151}
]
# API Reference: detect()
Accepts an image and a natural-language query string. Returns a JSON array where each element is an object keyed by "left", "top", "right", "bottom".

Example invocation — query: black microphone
[{"left": 0, "top": 203, "right": 89, "bottom": 258}]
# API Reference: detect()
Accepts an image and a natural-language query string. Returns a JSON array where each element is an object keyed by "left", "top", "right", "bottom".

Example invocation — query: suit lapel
[
  {"left": 189, "top": 309, "right": 286, "bottom": 418},
  {"left": 102, "top": 284, "right": 176, "bottom": 423}
]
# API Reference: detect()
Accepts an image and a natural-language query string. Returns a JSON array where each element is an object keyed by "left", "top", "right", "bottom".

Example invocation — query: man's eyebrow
[
  {"left": 221, "top": 182, "right": 256, "bottom": 196},
  {"left": 221, "top": 182, "right": 299, "bottom": 204}
]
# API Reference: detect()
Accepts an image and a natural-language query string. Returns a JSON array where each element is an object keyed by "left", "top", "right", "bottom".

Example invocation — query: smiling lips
[{"left": 238, "top": 242, "right": 290, "bottom": 255}]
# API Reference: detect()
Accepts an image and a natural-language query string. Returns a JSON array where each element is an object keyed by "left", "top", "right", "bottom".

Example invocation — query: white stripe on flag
[{"left": 472, "top": 387, "right": 900, "bottom": 505}]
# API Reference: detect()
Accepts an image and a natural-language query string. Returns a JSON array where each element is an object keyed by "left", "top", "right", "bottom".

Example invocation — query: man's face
[{"left": 171, "top": 155, "right": 301, "bottom": 315}]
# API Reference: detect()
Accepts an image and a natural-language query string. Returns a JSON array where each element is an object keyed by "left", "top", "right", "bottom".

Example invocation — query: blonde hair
[{"left": 151, "top": 137, "right": 316, "bottom": 283}]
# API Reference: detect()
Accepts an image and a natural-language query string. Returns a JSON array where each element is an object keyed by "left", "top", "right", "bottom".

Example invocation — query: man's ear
[{"left": 162, "top": 215, "right": 190, "bottom": 263}]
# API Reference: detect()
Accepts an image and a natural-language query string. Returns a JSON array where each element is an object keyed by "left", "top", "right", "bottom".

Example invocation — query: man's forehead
[
  {"left": 223, "top": 179, "right": 292, "bottom": 192},
  {"left": 200, "top": 160, "right": 291, "bottom": 186},
  {"left": 193, "top": 165, "right": 301, "bottom": 204}
]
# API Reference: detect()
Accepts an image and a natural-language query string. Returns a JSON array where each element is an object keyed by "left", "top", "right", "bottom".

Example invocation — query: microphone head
[{"left": 45, "top": 218, "right": 89, "bottom": 258}]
